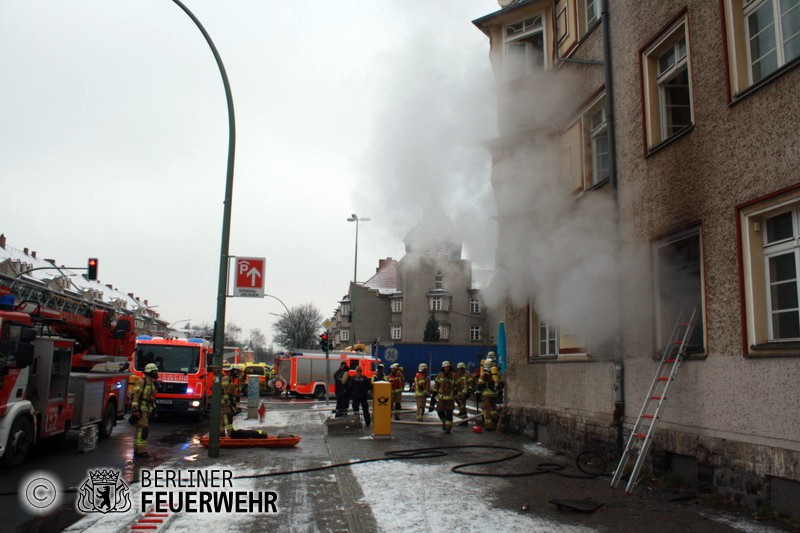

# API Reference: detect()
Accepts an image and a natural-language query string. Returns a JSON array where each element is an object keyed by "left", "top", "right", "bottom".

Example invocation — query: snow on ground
[
  {"left": 350, "top": 459, "right": 595, "bottom": 533},
  {"left": 523, "top": 442, "right": 557, "bottom": 458}
]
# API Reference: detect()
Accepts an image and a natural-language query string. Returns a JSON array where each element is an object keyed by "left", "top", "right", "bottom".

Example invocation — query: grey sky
[{"left": 0, "top": 0, "right": 499, "bottom": 346}]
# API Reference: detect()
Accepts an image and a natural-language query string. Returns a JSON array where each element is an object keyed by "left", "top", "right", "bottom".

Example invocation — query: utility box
[
  {"left": 372, "top": 381, "right": 392, "bottom": 439},
  {"left": 247, "top": 375, "right": 260, "bottom": 419}
]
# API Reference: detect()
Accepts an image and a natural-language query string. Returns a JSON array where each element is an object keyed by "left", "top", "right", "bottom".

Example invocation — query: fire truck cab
[{"left": 130, "top": 336, "right": 212, "bottom": 418}]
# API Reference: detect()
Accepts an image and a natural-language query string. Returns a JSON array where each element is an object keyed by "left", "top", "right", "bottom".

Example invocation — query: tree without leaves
[
  {"left": 423, "top": 312, "right": 441, "bottom": 342},
  {"left": 272, "top": 303, "right": 324, "bottom": 350}
]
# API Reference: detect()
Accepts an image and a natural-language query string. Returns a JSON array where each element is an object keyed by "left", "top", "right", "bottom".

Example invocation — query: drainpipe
[{"left": 602, "top": 0, "right": 624, "bottom": 455}]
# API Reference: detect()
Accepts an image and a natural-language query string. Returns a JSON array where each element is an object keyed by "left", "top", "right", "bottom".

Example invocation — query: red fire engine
[
  {"left": 274, "top": 351, "right": 379, "bottom": 399},
  {"left": 0, "top": 286, "right": 135, "bottom": 467},
  {"left": 130, "top": 336, "right": 214, "bottom": 418}
]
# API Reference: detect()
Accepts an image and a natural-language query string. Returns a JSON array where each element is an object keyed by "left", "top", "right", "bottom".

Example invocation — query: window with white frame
[
  {"left": 642, "top": 18, "right": 693, "bottom": 149},
  {"left": 391, "top": 325, "right": 402, "bottom": 340},
  {"left": 439, "top": 324, "right": 450, "bottom": 340},
  {"left": 505, "top": 15, "right": 545, "bottom": 81},
  {"left": 763, "top": 208, "right": 800, "bottom": 340},
  {"left": 341, "top": 303, "right": 350, "bottom": 316},
  {"left": 430, "top": 297, "right": 442, "bottom": 311},
  {"left": 470, "top": 297, "right": 481, "bottom": 314},
  {"left": 539, "top": 319, "right": 558, "bottom": 356},
  {"left": 654, "top": 228, "right": 706, "bottom": 354},
  {"left": 469, "top": 325, "right": 481, "bottom": 341},
  {"left": 745, "top": 0, "right": 800, "bottom": 83},
  {"left": 340, "top": 329, "right": 350, "bottom": 342},
  {"left": 585, "top": 0, "right": 599, "bottom": 31},
  {"left": 740, "top": 195, "right": 800, "bottom": 350},
  {"left": 391, "top": 298, "right": 402, "bottom": 313},
  {"left": 586, "top": 98, "right": 610, "bottom": 186}
]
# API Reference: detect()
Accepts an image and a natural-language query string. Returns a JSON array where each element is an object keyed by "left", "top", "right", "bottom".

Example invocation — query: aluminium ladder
[{"left": 611, "top": 307, "right": 698, "bottom": 493}]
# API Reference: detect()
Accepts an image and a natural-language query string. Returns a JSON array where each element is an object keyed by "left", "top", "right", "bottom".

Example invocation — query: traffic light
[
  {"left": 87, "top": 258, "right": 99, "bottom": 280},
  {"left": 319, "top": 333, "right": 329, "bottom": 352}
]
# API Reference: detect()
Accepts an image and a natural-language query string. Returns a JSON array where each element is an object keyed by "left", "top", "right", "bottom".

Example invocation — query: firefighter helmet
[
  {"left": 487, "top": 351, "right": 497, "bottom": 359},
  {"left": 391, "top": 363, "right": 399, "bottom": 369},
  {"left": 229, "top": 367, "right": 241, "bottom": 377},
  {"left": 442, "top": 360, "right": 452, "bottom": 368},
  {"left": 377, "top": 363, "right": 385, "bottom": 369},
  {"left": 144, "top": 363, "right": 159, "bottom": 377},
  {"left": 457, "top": 362, "right": 467, "bottom": 369},
  {"left": 418, "top": 363, "right": 428, "bottom": 371}
]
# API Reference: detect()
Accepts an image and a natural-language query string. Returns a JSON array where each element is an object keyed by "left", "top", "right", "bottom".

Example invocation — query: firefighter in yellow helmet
[
  {"left": 220, "top": 366, "right": 240, "bottom": 437},
  {"left": 414, "top": 363, "right": 430, "bottom": 422},
  {"left": 434, "top": 361, "right": 457, "bottom": 433},
  {"left": 477, "top": 359, "right": 499, "bottom": 430},
  {"left": 454, "top": 362, "right": 474, "bottom": 418},
  {"left": 387, "top": 363, "right": 404, "bottom": 420},
  {"left": 131, "top": 363, "right": 159, "bottom": 458}
]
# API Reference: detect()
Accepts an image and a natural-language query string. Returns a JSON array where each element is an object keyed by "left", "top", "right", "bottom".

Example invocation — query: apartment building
[{"left": 474, "top": 0, "right": 800, "bottom": 511}]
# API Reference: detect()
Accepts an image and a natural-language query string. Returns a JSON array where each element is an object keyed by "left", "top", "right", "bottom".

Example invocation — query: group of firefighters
[
  {"left": 131, "top": 353, "right": 504, "bottom": 458},
  {"left": 332, "top": 352, "right": 504, "bottom": 434}
]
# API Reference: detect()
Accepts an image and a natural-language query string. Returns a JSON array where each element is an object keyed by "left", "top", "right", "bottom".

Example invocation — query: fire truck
[
  {"left": 0, "top": 290, "right": 135, "bottom": 467},
  {"left": 130, "top": 336, "right": 213, "bottom": 418},
  {"left": 274, "top": 351, "right": 379, "bottom": 399}
]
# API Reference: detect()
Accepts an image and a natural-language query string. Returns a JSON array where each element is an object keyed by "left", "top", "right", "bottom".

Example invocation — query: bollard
[
  {"left": 247, "top": 375, "right": 260, "bottom": 419},
  {"left": 372, "top": 381, "right": 392, "bottom": 439}
]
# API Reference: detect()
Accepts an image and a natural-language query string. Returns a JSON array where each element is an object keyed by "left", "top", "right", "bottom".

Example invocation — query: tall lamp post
[{"left": 347, "top": 214, "right": 370, "bottom": 347}]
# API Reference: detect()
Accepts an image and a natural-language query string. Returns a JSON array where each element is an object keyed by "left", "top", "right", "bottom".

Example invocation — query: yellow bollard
[{"left": 372, "top": 381, "right": 392, "bottom": 439}]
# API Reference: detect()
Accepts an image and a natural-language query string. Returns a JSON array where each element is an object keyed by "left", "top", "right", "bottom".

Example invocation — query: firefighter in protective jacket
[
  {"left": 454, "top": 362, "right": 474, "bottom": 418},
  {"left": 387, "top": 363, "right": 404, "bottom": 420},
  {"left": 414, "top": 363, "right": 429, "bottom": 421},
  {"left": 477, "top": 360, "right": 499, "bottom": 430},
  {"left": 434, "top": 361, "right": 457, "bottom": 433},
  {"left": 220, "top": 367, "right": 240, "bottom": 437},
  {"left": 131, "top": 363, "right": 158, "bottom": 458}
]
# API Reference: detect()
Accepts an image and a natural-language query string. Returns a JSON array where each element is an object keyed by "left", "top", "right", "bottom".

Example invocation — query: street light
[{"left": 347, "top": 213, "right": 370, "bottom": 346}]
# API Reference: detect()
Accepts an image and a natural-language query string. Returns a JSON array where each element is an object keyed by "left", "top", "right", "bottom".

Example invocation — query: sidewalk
[{"left": 67, "top": 402, "right": 790, "bottom": 533}]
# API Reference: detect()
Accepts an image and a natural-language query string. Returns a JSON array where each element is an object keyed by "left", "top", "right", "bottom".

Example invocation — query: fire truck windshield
[{"left": 135, "top": 345, "right": 200, "bottom": 374}]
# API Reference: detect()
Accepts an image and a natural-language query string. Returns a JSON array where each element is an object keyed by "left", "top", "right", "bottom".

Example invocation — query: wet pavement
[{"left": 15, "top": 395, "right": 792, "bottom": 532}]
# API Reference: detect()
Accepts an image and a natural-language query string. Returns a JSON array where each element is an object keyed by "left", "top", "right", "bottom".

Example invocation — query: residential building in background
[{"left": 474, "top": 0, "right": 800, "bottom": 512}]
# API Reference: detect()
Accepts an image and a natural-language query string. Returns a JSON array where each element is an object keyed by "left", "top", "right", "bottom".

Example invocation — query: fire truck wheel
[
  {"left": 313, "top": 385, "right": 326, "bottom": 400},
  {"left": 99, "top": 402, "right": 116, "bottom": 439},
  {"left": 1, "top": 417, "right": 33, "bottom": 467}
]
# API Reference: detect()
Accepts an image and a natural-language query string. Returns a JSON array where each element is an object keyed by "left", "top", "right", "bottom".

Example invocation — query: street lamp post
[{"left": 346, "top": 213, "right": 370, "bottom": 347}]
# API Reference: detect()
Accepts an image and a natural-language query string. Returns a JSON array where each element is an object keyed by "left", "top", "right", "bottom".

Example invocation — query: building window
[
  {"left": 740, "top": 193, "right": 800, "bottom": 351},
  {"left": 539, "top": 319, "right": 558, "bottom": 356},
  {"left": 585, "top": 0, "right": 599, "bottom": 31},
  {"left": 391, "top": 325, "right": 402, "bottom": 341},
  {"left": 470, "top": 297, "right": 481, "bottom": 314},
  {"left": 745, "top": 0, "right": 800, "bottom": 83},
  {"left": 435, "top": 272, "right": 443, "bottom": 289},
  {"left": 556, "top": 4, "right": 569, "bottom": 44},
  {"left": 469, "top": 325, "right": 481, "bottom": 341},
  {"left": 505, "top": 15, "right": 545, "bottom": 81},
  {"left": 391, "top": 299, "right": 402, "bottom": 313},
  {"left": 586, "top": 98, "right": 610, "bottom": 186},
  {"left": 341, "top": 303, "right": 350, "bottom": 316},
  {"left": 431, "top": 297, "right": 442, "bottom": 311},
  {"left": 340, "top": 329, "right": 350, "bottom": 342},
  {"left": 439, "top": 324, "right": 450, "bottom": 340},
  {"left": 654, "top": 228, "right": 706, "bottom": 354},
  {"left": 763, "top": 209, "right": 800, "bottom": 340},
  {"left": 642, "top": 18, "right": 693, "bottom": 149}
]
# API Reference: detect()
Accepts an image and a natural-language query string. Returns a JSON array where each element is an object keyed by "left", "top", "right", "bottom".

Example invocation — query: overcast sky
[{"left": 0, "top": 0, "right": 500, "bottom": 347}]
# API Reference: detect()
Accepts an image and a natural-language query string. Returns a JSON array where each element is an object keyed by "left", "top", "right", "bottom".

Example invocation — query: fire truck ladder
[{"left": 611, "top": 307, "right": 698, "bottom": 494}]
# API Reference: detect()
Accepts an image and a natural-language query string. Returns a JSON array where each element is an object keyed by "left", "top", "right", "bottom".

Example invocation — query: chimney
[
  {"left": 31, "top": 251, "right": 36, "bottom": 259},
  {"left": 128, "top": 293, "right": 134, "bottom": 298},
  {"left": 45, "top": 258, "right": 56, "bottom": 265},
  {"left": 144, "top": 299, "right": 149, "bottom": 306},
  {"left": 24, "top": 247, "right": 29, "bottom": 255},
  {"left": 0, "top": 234, "right": 5, "bottom": 249},
  {"left": 106, "top": 284, "right": 113, "bottom": 289}
]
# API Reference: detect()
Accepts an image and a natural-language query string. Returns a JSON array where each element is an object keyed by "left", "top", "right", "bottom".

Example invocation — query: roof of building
[{"left": 362, "top": 258, "right": 399, "bottom": 295}]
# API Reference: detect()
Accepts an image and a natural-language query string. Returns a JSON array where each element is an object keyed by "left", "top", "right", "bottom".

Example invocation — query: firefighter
[
  {"left": 372, "top": 363, "right": 388, "bottom": 382},
  {"left": 433, "top": 361, "right": 456, "bottom": 433},
  {"left": 220, "top": 367, "right": 240, "bottom": 437},
  {"left": 477, "top": 359, "right": 499, "bottom": 430},
  {"left": 350, "top": 366, "right": 371, "bottom": 427},
  {"left": 131, "top": 363, "right": 158, "bottom": 458},
  {"left": 333, "top": 361, "right": 350, "bottom": 417},
  {"left": 454, "top": 362, "right": 474, "bottom": 418},
  {"left": 413, "top": 363, "right": 429, "bottom": 422},
  {"left": 387, "top": 363, "right": 404, "bottom": 420}
]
